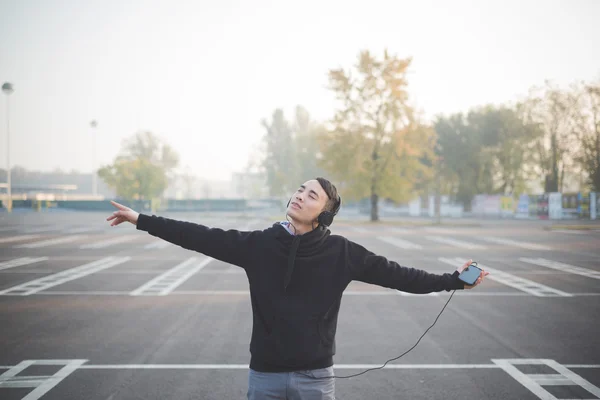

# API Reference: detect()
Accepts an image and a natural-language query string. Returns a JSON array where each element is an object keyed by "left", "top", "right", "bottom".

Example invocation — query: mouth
[{"left": 291, "top": 202, "right": 301, "bottom": 210}]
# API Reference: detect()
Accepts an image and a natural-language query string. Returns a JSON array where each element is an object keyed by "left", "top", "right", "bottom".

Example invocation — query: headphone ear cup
[{"left": 318, "top": 211, "right": 334, "bottom": 227}]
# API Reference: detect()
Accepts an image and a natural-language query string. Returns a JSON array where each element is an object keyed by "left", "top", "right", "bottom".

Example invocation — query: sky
[{"left": 0, "top": 0, "right": 599, "bottom": 181}]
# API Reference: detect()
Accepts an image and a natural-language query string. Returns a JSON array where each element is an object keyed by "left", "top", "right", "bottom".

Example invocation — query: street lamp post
[
  {"left": 90, "top": 120, "right": 97, "bottom": 197},
  {"left": 2, "top": 82, "right": 14, "bottom": 213}
]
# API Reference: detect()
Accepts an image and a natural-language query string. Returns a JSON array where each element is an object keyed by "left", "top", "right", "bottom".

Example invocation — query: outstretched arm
[
  {"left": 107, "top": 201, "right": 260, "bottom": 268},
  {"left": 348, "top": 240, "right": 478, "bottom": 293}
]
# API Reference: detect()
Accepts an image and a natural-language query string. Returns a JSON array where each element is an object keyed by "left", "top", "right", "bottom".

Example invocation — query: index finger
[{"left": 110, "top": 200, "right": 128, "bottom": 210}]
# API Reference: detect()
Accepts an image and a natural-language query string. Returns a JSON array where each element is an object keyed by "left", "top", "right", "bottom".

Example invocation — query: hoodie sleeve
[
  {"left": 136, "top": 213, "right": 260, "bottom": 269},
  {"left": 347, "top": 240, "right": 464, "bottom": 293}
]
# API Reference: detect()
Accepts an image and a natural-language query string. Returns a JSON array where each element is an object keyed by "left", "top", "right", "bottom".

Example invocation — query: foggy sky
[{"left": 1, "top": 0, "right": 599, "bottom": 181}]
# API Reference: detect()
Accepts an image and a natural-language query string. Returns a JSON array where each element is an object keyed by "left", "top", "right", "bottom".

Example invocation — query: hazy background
[{"left": 1, "top": 0, "right": 599, "bottom": 186}]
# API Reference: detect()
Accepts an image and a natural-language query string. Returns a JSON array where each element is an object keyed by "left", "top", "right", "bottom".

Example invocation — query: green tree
[
  {"left": 435, "top": 106, "right": 541, "bottom": 208},
  {"left": 319, "top": 50, "right": 435, "bottom": 221},
  {"left": 98, "top": 131, "right": 179, "bottom": 208},
  {"left": 434, "top": 114, "right": 479, "bottom": 207}
]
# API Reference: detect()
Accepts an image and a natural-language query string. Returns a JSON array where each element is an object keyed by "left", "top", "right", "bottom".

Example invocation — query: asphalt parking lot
[{"left": 1, "top": 211, "right": 599, "bottom": 399}]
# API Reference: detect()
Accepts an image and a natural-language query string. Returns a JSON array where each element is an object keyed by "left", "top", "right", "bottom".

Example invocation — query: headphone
[{"left": 287, "top": 193, "right": 342, "bottom": 227}]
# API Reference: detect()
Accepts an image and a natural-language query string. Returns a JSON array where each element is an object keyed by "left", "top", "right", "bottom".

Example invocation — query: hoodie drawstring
[{"left": 284, "top": 235, "right": 302, "bottom": 291}]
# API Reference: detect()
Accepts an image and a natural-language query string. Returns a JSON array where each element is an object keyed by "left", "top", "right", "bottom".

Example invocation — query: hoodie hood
[{"left": 270, "top": 223, "right": 331, "bottom": 291}]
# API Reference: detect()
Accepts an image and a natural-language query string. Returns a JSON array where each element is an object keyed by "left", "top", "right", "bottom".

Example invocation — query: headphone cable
[{"left": 298, "top": 289, "right": 457, "bottom": 380}]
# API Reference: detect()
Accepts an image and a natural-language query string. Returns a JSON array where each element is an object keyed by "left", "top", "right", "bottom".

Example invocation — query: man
[{"left": 107, "top": 177, "right": 488, "bottom": 400}]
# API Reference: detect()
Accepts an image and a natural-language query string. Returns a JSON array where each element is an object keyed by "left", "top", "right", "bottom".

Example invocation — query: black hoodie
[{"left": 136, "top": 214, "right": 464, "bottom": 372}]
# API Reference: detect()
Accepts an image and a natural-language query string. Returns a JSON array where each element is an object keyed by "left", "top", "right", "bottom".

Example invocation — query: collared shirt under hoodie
[{"left": 136, "top": 214, "right": 465, "bottom": 372}]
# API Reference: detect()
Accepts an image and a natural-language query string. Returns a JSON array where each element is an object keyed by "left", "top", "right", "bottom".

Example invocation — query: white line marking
[
  {"left": 493, "top": 359, "right": 560, "bottom": 400},
  {"left": 349, "top": 227, "right": 370, "bottom": 234},
  {"left": 63, "top": 227, "right": 97, "bottom": 234},
  {"left": 520, "top": 258, "right": 600, "bottom": 280},
  {"left": 80, "top": 235, "right": 137, "bottom": 249},
  {"left": 0, "top": 362, "right": 565, "bottom": 370},
  {"left": 377, "top": 236, "right": 423, "bottom": 250},
  {"left": 493, "top": 359, "right": 600, "bottom": 400},
  {"left": 143, "top": 240, "right": 173, "bottom": 249},
  {"left": 551, "top": 229, "right": 588, "bottom": 235},
  {"left": 196, "top": 269, "right": 245, "bottom": 274},
  {"left": 438, "top": 258, "right": 572, "bottom": 297},
  {"left": 0, "top": 257, "right": 49, "bottom": 271},
  {"left": 481, "top": 237, "right": 551, "bottom": 251},
  {"left": 0, "top": 359, "right": 87, "bottom": 399},
  {"left": 0, "top": 226, "right": 19, "bottom": 232},
  {"left": 130, "top": 257, "right": 213, "bottom": 296},
  {"left": 23, "top": 226, "right": 62, "bottom": 234},
  {"left": 544, "top": 359, "right": 600, "bottom": 397},
  {"left": 15, "top": 290, "right": 595, "bottom": 297},
  {"left": 14, "top": 235, "right": 86, "bottom": 248},
  {"left": 425, "top": 235, "right": 486, "bottom": 249},
  {"left": 386, "top": 227, "right": 411, "bottom": 234},
  {"left": 423, "top": 227, "right": 456, "bottom": 234},
  {"left": 0, "top": 234, "right": 41, "bottom": 244},
  {"left": 0, "top": 257, "right": 130, "bottom": 295}
]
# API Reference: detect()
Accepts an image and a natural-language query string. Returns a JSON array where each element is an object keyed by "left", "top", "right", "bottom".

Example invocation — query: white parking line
[
  {"left": 21, "top": 290, "right": 591, "bottom": 297},
  {"left": 438, "top": 258, "right": 572, "bottom": 297},
  {"left": 349, "top": 227, "right": 370, "bottom": 234},
  {"left": 377, "top": 236, "right": 423, "bottom": 250},
  {"left": 551, "top": 229, "right": 588, "bottom": 235},
  {"left": 80, "top": 235, "right": 137, "bottom": 249},
  {"left": 425, "top": 236, "right": 486, "bottom": 249},
  {"left": 386, "top": 227, "right": 411, "bottom": 234},
  {"left": 143, "top": 240, "right": 173, "bottom": 249},
  {"left": 480, "top": 237, "right": 551, "bottom": 251},
  {"left": 520, "top": 258, "right": 600, "bottom": 280},
  {"left": 0, "top": 359, "right": 87, "bottom": 399},
  {"left": 0, "top": 361, "right": 594, "bottom": 371},
  {"left": 0, "top": 257, "right": 130, "bottom": 295},
  {"left": 423, "top": 227, "right": 456, "bottom": 234},
  {"left": 22, "top": 226, "right": 62, "bottom": 234},
  {"left": 0, "top": 257, "right": 49, "bottom": 271},
  {"left": 0, "top": 234, "right": 41, "bottom": 244},
  {"left": 63, "top": 227, "right": 97, "bottom": 234},
  {"left": 493, "top": 359, "right": 600, "bottom": 400},
  {"left": 14, "top": 235, "right": 86, "bottom": 249},
  {"left": 130, "top": 257, "right": 213, "bottom": 296}
]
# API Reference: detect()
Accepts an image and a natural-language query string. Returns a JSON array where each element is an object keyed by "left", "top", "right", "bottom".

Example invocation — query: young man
[{"left": 107, "top": 177, "right": 488, "bottom": 400}]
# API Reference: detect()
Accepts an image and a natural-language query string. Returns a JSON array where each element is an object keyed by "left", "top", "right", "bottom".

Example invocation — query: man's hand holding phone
[{"left": 456, "top": 259, "right": 489, "bottom": 289}]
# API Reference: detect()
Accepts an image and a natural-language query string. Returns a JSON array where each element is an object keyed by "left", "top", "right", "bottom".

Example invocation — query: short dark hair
[{"left": 316, "top": 177, "right": 340, "bottom": 213}]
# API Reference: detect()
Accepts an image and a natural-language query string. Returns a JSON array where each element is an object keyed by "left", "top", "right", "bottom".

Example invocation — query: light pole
[
  {"left": 2, "top": 82, "right": 14, "bottom": 213},
  {"left": 90, "top": 120, "right": 97, "bottom": 197}
]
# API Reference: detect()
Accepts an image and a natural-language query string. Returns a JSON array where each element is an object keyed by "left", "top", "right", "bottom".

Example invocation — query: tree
[
  {"left": 319, "top": 50, "right": 435, "bottom": 221},
  {"left": 261, "top": 109, "right": 296, "bottom": 198},
  {"left": 98, "top": 131, "right": 179, "bottom": 205},
  {"left": 470, "top": 105, "right": 540, "bottom": 195},
  {"left": 523, "top": 82, "right": 578, "bottom": 192},
  {"left": 293, "top": 106, "right": 328, "bottom": 184},
  {"left": 260, "top": 107, "right": 327, "bottom": 200},
  {"left": 434, "top": 105, "right": 540, "bottom": 208},
  {"left": 571, "top": 80, "right": 600, "bottom": 191},
  {"left": 434, "top": 113, "right": 482, "bottom": 207}
]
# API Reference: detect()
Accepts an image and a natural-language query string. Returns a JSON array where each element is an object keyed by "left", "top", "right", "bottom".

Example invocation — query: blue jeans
[{"left": 247, "top": 367, "right": 335, "bottom": 400}]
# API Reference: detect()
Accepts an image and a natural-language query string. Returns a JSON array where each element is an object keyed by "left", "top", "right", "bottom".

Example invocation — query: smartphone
[{"left": 458, "top": 263, "right": 482, "bottom": 286}]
